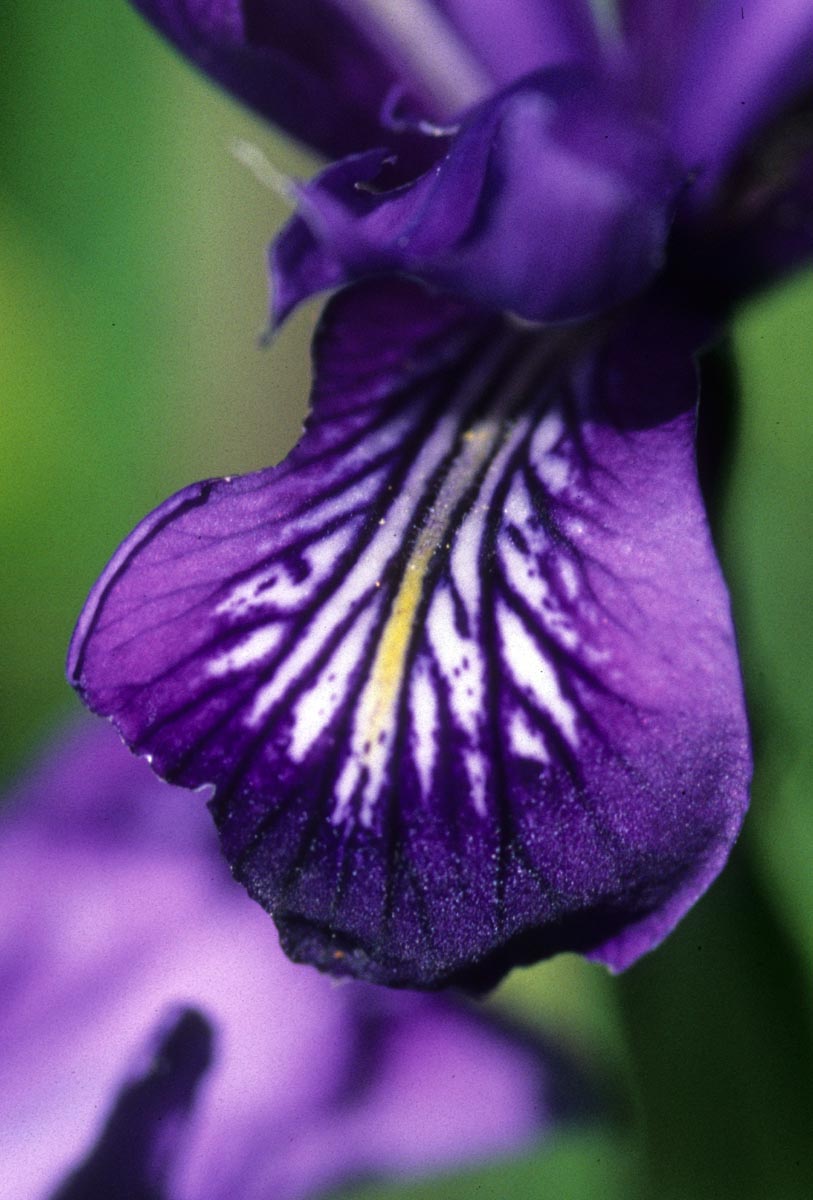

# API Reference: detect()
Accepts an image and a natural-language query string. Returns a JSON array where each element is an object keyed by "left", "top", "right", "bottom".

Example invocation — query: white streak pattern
[{"left": 200, "top": 339, "right": 593, "bottom": 832}]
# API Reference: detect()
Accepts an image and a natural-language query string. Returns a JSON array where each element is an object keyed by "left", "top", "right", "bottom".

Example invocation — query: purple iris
[
  {"left": 1, "top": 720, "right": 582, "bottom": 1200},
  {"left": 68, "top": 1, "right": 813, "bottom": 988}
]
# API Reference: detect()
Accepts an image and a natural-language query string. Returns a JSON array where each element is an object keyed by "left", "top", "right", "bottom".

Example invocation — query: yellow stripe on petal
[{"left": 339, "top": 414, "right": 506, "bottom": 826}]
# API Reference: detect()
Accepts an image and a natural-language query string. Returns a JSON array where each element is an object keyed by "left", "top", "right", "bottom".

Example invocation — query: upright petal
[
  {"left": 1, "top": 721, "right": 579, "bottom": 1200},
  {"left": 617, "top": 0, "right": 707, "bottom": 110},
  {"left": 434, "top": 0, "right": 601, "bottom": 85},
  {"left": 129, "top": 2, "right": 605, "bottom": 155},
  {"left": 271, "top": 69, "right": 684, "bottom": 326},
  {"left": 129, "top": 0, "right": 422, "bottom": 158},
  {"left": 669, "top": 0, "right": 813, "bottom": 205},
  {"left": 129, "top": 0, "right": 498, "bottom": 157},
  {"left": 619, "top": 0, "right": 706, "bottom": 52},
  {"left": 69, "top": 278, "right": 750, "bottom": 990}
]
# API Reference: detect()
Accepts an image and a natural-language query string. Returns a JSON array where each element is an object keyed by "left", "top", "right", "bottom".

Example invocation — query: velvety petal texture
[
  {"left": 69, "top": 279, "right": 750, "bottom": 990},
  {"left": 271, "top": 69, "right": 684, "bottom": 326},
  {"left": 0, "top": 720, "right": 572, "bottom": 1200}
]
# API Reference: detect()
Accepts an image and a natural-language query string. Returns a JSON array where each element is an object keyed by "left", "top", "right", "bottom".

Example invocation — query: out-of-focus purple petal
[
  {"left": 0, "top": 729, "right": 345, "bottom": 1199},
  {"left": 1, "top": 720, "right": 575, "bottom": 1200},
  {"left": 619, "top": 0, "right": 705, "bottom": 53},
  {"left": 50, "top": 1009, "right": 213, "bottom": 1200},
  {"left": 617, "top": 0, "right": 706, "bottom": 110},
  {"left": 265, "top": 997, "right": 583, "bottom": 1200},
  {"left": 68, "top": 278, "right": 750, "bottom": 990},
  {"left": 270, "top": 69, "right": 684, "bottom": 326},
  {"left": 669, "top": 0, "right": 813, "bottom": 206},
  {"left": 434, "top": 0, "right": 601, "bottom": 85}
]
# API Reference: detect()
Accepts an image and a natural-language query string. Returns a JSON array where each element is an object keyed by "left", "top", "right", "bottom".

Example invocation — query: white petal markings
[
  {"left": 243, "top": 337, "right": 592, "bottom": 831},
  {"left": 91, "top": 316, "right": 605, "bottom": 844},
  {"left": 246, "top": 405, "right": 465, "bottom": 731},
  {"left": 496, "top": 602, "right": 580, "bottom": 748},
  {"left": 427, "top": 586, "right": 484, "bottom": 749},
  {"left": 214, "top": 525, "right": 363, "bottom": 620},
  {"left": 208, "top": 627, "right": 285, "bottom": 678},
  {"left": 332, "top": 401, "right": 514, "bottom": 828},
  {"left": 509, "top": 710, "right": 551, "bottom": 766},
  {"left": 70, "top": 283, "right": 752, "bottom": 989},
  {"left": 410, "top": 659, "right": 439, "bottom": 800},
  {"left": 529, "top": 411, "right": 570, "bottom": 495},
  {"left": 288, "top": 601, "right": 383, "bottom": 764}
]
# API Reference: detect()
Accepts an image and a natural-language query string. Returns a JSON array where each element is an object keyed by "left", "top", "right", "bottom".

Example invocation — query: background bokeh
[{"left": 1, "top": 3, "right": 811, "bottom": 1198}]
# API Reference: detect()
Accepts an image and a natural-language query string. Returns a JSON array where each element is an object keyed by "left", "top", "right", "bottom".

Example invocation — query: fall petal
[{"left": 69, "top": 279, "right": 750, "bottom": 989}]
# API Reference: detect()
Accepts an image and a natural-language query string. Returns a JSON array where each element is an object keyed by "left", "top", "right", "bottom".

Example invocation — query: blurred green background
[{"left": 1, "top": 3, "right": 811, "bottom": 1198}]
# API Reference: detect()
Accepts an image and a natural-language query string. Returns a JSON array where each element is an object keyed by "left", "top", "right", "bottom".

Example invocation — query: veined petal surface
[{"left": 69, "top": 279, "right": 750, "bottom": 989}]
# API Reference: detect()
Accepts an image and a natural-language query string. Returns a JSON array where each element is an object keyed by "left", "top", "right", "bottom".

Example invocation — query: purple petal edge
[{"left": 69, "top": 279, "right": 750, "bottom": 991}]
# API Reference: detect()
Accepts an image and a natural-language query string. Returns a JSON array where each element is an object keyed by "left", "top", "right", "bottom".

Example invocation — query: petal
[
  {"left": 264, "top": 995, "right": 580, "bottom": 1199},
  {"left": 130, "top": 2, "right": 604, "bottom": 155},
  {"left": 129, "top": 0, "right": 422, "bottom": 158},
  {"left": 128, "top": 0, "right": 490, "bottom": 156},
  {"left": 619, "top": 0, "right": 705, "bottom": 52},
  {"left": 2, "top": 721, "right": 577, "bottom": 1200},
  {"left": 669, "top": 0, "right": 813, "bottom": 205},
  {"left": 69, "top": 278, "right": 751, "bottom": 990},
  {"left": 0, "top": 728, "right": 350, "bottom": 1199},
  {"left": 50, "top": 1009, "right": 213, "bottom": 1200},
  {"left": 435, "top": 0, "right": 601, "bottom": 85},
  {"left": 617, "top": 0, "right": 707, "bottom": 110},
  {"left": 270, "top": 69, "right": 684, "bottom": 326}
]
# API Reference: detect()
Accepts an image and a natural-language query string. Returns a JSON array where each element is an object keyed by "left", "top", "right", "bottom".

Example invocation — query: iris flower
[
  {"left": 68, "top": 1, "right": 813, "bottom": 988},
  {"left": 1, "top": 721, "right": 584, "bottom": 1200}
]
